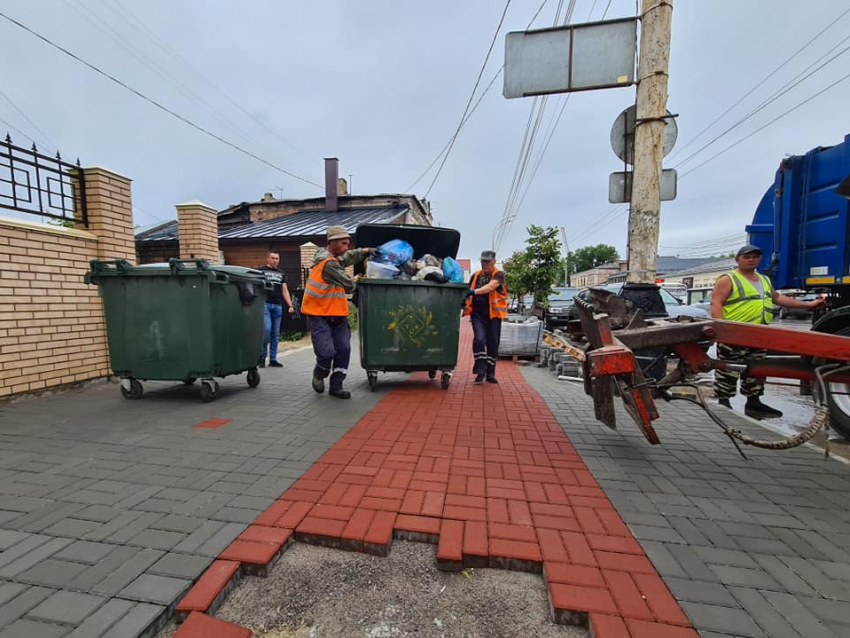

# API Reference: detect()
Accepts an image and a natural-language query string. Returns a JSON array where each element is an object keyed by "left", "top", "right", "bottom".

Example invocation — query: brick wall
[
  {"left": 0, "top": 166, "right": 135, "bottom": 398},
  {"left": 177, "top": 201, "right": 219, "bottom": 262}
]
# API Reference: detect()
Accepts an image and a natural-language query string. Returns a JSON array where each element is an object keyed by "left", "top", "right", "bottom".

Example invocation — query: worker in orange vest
[
  {"left": 301, "top": 225, "right": 375, "bottom": 399},
  {"left": 463, "top": 250, "right": 508, "bottom": 383}
]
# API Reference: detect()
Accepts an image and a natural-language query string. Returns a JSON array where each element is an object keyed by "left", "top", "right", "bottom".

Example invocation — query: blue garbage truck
[{"left": 747, "top": 132, "right": 850, "bottom": 434}]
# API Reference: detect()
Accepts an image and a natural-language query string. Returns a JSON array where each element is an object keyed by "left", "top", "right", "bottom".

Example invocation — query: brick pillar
[
  {"left": 76, "top": 166, "right": 135, "bottom": 261},
  {"left": 176, "top": 200, "right": 220, "bottom": 262},
  {"left": 300, "top": 242, "right": 319, "bottom": 287}
]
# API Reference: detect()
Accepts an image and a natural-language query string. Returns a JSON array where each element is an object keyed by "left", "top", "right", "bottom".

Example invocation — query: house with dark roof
[
  {"left": 605, "top": 256, "right": 717, "bottom": 284},
  {"left": 135, "top": 159, "right": 432, "bottom": 285}
]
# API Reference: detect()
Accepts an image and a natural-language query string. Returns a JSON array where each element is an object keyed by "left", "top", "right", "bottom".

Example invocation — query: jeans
[
  {"left": 471, "top": 313, "right": 502, "bottom": 377},
  {"left": 307, "top": 316, "right": 351, "bottom": 391},
  {"left": 263, "top": 303, "right": 283, "bottom": 362}
]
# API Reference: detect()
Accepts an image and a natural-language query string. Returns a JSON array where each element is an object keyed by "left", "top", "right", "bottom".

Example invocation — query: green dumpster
[
  {"left": 355, "top": 224, "right": 468, "bottom": 390},
  {"left": 85, "top": 258, "right": 271, "bottom": 402}
]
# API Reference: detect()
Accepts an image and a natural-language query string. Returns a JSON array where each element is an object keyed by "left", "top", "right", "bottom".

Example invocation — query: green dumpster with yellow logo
[{"left": 355, "top": 224, "right": 468, "bottom": 390}]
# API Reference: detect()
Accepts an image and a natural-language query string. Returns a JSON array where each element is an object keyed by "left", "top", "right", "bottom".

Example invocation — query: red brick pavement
[{"left": 175, "top": 323, "right": 698, "bottom": 638}]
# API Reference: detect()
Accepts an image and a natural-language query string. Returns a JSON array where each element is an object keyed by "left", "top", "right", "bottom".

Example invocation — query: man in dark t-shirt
[{"left": 258, "top": 251, "right": 294, "bottom": 367}]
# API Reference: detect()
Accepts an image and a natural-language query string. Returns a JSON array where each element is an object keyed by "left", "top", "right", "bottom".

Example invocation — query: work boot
[
  {"left": 717, "top": 398, "right": 732, "bottom": 409},
  {"left": 329, "top": 388, "right": 351, "bottom": 399},
  {"left": 312, "top": 366, "right": 326, "bottom": 394},
  {"left": 486, "top": 376, "right": 498, "bottom": 384},
  {"left": 329, "top": 371, "right": 349, "bottom": 399},
  {"left": 745, "top": 397, "right": 783, "bottom": 418},
  {"left": 474, "top": 374, "right": 485, "bottom": 384}
]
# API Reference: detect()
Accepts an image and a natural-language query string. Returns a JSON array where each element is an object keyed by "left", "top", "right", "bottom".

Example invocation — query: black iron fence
[{"left": 0, "top": 133, "right": 86, "bottom": 226}]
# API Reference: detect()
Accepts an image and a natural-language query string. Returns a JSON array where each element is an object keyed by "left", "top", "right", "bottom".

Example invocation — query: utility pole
[
  {"left": 627, "top": 0, "right": 673, "bottom": 283},
  {"left": 560, "top": 226, "right": 570, "bottom": 286}
]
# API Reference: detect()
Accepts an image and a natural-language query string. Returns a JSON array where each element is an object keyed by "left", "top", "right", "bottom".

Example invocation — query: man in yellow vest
[
  {"left": 463, "top": 250, "right": 508, "bottom": 384},
  {"left": 711, "top": 244, "right": 824, "bottom": 417},
  {"left": 301, "top": 225, "right": 375, "bottom": 399}
]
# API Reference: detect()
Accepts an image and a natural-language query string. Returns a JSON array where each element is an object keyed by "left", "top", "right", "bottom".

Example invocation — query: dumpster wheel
[
  {"left": 120, "top": 378, "right": 143, "bottom": 400},
  {"left": 367, "top": 372, "right": 378, "bottom": 392},
  {"left": 200, "top": 379, "right": 220, "bottom": 402},
  {"left": 428, "top": 370, "right": 437, "bottom": 380},
  {"left": 440, "top": 372, "right": 452, "bottom": 390},
  {"left": 247, "top": 368, "right": 261, "bottom": 388}
]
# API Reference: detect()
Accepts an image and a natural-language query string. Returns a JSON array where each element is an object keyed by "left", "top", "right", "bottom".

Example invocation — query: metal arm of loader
[{"left": 575, "top": 297, "right": 850, "bottom": 445}]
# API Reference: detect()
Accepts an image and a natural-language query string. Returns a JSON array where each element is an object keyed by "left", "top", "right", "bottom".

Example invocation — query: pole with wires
[{"left": 627, "top": 0, "right": 673, "bottom": 283}]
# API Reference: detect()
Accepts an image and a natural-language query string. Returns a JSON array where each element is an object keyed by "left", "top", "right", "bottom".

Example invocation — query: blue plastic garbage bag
[
  {"left": 374, "top": 239, "right": 414, "bottom": 266},
  {"left": 441, "top": 256, "right": 464, "bottom": 283}
]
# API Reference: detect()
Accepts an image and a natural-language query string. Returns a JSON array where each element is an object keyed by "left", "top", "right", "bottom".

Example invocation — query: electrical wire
[
  {"left": 0, "top": 10, "right": 323, "bottom": 189},
  {"left": 405, "top": 0, "right": 552, "bottom": 194},
  {"left": 0, "top": 89, "right": 57, "bottom": 152},
  {"left": 423, "top": 0, "right": 514, "bottom": 198}
]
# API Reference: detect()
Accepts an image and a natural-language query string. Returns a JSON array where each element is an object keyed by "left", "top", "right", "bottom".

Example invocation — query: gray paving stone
[
  {"left": 0, "top": 586, "right": 54, "bottom": 628},
  {"left": 0, "top": 619, "right": 69, "bottom": 638},
  {"left": 0, "top": 583, "right": 27, "bottom": 607},
  {"left": 147, "top": 515, "right": 205, "bottom": 535},
  {"left": 778, "top": 556, "right": 850, "bottom": 601},
  {"left": 0, "top": 538, "right": 72, "bottom": 579},
  {"left": 81, "top": 511, "right": 146, "bottom": 543},
  {"left": 728, "top": 587, "right": 802, "bottom": 638},
  {"left": 16, "top": 560, "right": 90, "bottom": 589},
  {"left": 640, "top": 540, "right": 688, "bottom": 578},
  {"left": 146, "top": 554, "right": 211, "bottom": 580},
  {"left": 751, "top": 554, "right": 818, "bottom": 597},
  {"left": 665, "top": 576, "right": 738, "bottom": 607},
  {"left": 99, "top": 602, "right": 165, "bottom": 638},
  {"left": 693, "top": 547, "right": 759, "bottom": 569},
  {"left": 53, "top": 543, "right": 117, "bottom": 566},
  {"left": 116, "top": 574, "right": 190, "bottom": 606},
  {"left": 67, "top": 547, "right": 140, "bottom": 593},
  {"left": 124, "top": 530, "right": 184, "bottom": 552},
  {"left": 27, "top": 591, "right": 107, "bottom": 626},
  {"left": 74, "top": 507, "right": 122, "bottom": 524},
  {"left": 0, "top": 532, "right": 28, "bottom": 552},
  {"left": 796, "top": 595, "right": 850, "bottom": 630},
  {"left": 813, "top": 560, "right": 850, "bottom": 583},
  {"left": 730, "top": 536, "right": 794, "bottom": 557},
  {"left": 665, "top": 544, "right": 719, "bottom": 582},
  {"left": 680, "top": 601, "right": 766, "bottom": 637},
  {"left": 628, "top": 524, "right": 686, "bottom": 544},
  {"left": 90, "top": 549, "right": 163, "bottom": 597},
  {"left": 760, "top": 591, "right": 841, "bottom": 638},
  {"left": 194, "top": 522, "right": 245, "bottom": 558}
]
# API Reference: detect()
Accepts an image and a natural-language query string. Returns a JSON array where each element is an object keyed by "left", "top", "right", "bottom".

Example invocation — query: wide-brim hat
[{"left": 327, "top": 225, "right": 351, "bottom": 242}]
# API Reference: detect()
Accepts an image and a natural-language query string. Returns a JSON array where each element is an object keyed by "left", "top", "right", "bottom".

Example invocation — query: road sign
[
  {"left": 609, "top": 169, "right": 677, "bottom": 204},
  {"left": 504, "top": 18, "right": 637, "bottom": 99},
  {"left": 610, "top": 104, "right": 678, "bottom": 165}
]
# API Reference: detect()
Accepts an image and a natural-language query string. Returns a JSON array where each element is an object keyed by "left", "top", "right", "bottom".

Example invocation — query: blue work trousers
[
  {"left": 471, "top": 313, "right": 502, "bottom": 377},
  {"left": 307, "top": 316, "right": 351, "bottom": 391},
  {"left": 263, "top": 303, "right": 283, "bottom": 362}
]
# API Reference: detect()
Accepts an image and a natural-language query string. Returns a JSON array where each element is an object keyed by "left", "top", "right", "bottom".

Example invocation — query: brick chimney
[
  {"left": 324, "top": 157, "right": 339, "bottom": 212},
  {"left": 176, "top": 200, "right": 220, "bottom": 262}
]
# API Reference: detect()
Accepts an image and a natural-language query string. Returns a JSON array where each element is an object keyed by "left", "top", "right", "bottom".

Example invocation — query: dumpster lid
[
  {"left": 355, "top": 224, "right": 461, "bottom": 260},
  {"left": 86, "top": 259, "right": 267, "bottom": 283}
]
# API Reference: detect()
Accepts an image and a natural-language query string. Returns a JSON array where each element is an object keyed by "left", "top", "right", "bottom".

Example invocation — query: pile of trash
[{"left": 365, "top": 239, "right": 465, "bottom": 284}]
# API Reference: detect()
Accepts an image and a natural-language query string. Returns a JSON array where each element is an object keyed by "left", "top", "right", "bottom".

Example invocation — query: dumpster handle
[
  {"left": 88, "top": 259, "right": 134, "bottom": 274},
  {"left": 168, "top": 258, "right": 211, "bottom": 274}
]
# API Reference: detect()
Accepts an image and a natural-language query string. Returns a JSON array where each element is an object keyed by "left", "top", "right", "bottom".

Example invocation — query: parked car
[
  {"left": 567, "top": 284, "right": 709, "bottom": 323},
  {"left": 778, "top": 293, "right": 821, "bottom": 320},
  {"left": 533, "top": 287, "right": 580, "bottom": 331},
  {"left": 686, "top": 287, "right": 713, "bottom": 315}
]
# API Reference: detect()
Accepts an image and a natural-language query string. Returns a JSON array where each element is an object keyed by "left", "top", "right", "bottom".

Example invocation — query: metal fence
[{"left": 0, "top": 133, "right": 86, "bottom": 226}]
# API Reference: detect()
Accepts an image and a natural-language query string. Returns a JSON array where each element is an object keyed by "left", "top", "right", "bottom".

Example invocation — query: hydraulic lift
[{"left": 572, "top": 289, "right": 850, "bottom": 457}]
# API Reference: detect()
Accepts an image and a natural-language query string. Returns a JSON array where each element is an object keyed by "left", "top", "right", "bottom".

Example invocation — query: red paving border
[{"left": 174, "top": 325, "right": 699, "bottom": 638}]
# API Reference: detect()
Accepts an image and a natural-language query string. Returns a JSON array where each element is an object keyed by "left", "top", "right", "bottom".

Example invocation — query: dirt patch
[
  {"left": 278, "top": 334, "right": 312, "bottom": 354},
  {"left": 157, "top": 541, "right": 587, "bottom": 638}
]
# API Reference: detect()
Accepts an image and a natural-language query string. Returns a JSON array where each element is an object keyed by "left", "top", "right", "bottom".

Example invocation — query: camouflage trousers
[{"left": 714, "top": 343, "right": 767, "bottom": 399}]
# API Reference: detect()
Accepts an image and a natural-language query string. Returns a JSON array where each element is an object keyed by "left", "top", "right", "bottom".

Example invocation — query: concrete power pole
[{"left": 627, "top": 0, "right": 673, "bottom": 283}]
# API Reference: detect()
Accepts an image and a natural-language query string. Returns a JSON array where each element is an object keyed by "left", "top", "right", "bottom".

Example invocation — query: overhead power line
[
  {"left": 0, "top": 10, "right": 322, "bottom": 189},
  {"left": 423, "top": 0, "right": 514, "bottom": 198}
]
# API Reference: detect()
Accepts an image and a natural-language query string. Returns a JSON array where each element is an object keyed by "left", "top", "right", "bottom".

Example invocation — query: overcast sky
[{"left": 2, "top": 0, "right": 848, "bottom": 261}]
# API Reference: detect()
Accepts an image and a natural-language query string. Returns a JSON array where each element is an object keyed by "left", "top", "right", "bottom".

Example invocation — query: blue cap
[{"left": 736, "top": 244, "right": 762, "bottom": 257}]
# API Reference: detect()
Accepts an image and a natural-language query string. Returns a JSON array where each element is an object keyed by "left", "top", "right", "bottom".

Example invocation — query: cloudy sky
[{"left": 2, "top": 0, "right": 848, "bottom": 262}]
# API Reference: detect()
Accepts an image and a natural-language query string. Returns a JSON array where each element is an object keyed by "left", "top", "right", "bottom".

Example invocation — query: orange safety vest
[
  {"left": 300, "top": 257, "right": 349, "bottom": 317},
  {"left": 463, "top": 268, "right": 508, "bottom": 319}
]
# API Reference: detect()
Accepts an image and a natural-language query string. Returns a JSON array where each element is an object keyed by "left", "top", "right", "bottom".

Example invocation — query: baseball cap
[
  {"left": 480, "top": 250, "right": 496, "bottom": 262},
  {"left": 736, "top": 244, "right": 763, "bottom": 257}
]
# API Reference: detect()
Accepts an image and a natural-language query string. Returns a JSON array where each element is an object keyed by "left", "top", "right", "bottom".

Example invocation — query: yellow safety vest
[{"left": 720, "top": 270, "right": 774, "bottom": 324}]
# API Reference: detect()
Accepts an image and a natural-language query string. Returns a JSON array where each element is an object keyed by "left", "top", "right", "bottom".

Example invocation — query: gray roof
[
  {"left": 671, "top": 258, "right": 736, "bottom": 277},
  {"left": 136, "top": 205, "right": 408, "bottom": 243},
  {"left": 655, "top": 256, "right": 713, "bottom": 273}
]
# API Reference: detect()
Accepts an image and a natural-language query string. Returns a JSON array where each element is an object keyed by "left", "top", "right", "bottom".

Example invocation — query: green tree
[
  {"left": 522, "top": 225, "right": 563, "bottom": 304},
  {"left": 566, "top": 244, "right": 620, "bottom": 276},
  {"left": 502, "top": 249, "right": 531, "bottom": 305}
]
